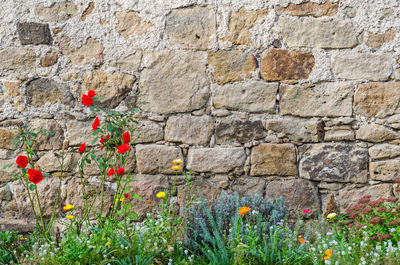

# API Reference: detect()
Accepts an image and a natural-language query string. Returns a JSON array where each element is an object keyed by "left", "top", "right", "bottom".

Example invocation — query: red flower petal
[
  {"left": 28, "top": 169, "right": 43, "bottom": 184},
  {"left": 92, "top": 117, "right": 100, "bottom": 131},
  {"left": 78, "top": 143, "right": 86, "bottom": 153},
  {"left": 16, "top": 155, "right": 29, "bottom": 168}
]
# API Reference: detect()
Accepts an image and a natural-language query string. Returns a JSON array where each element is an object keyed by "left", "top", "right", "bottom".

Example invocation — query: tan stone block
[
  {"left": 265, "top": 179, "right": 320, "bottom": 216},
  {"left": 354, "top": 82, "right": 400, "bottom": 118},
  {"left": 2, "top": 81, "right": 21, "bottom": 97},
  {"left": 132, "top": 120, "right": 163, "bottom": 144},
  {"left": 251, "top": 143, "right": 296, "bottom": 176},
  {"left": 279, "top": 17, "right": 357, "bottom": 48},
  {"left": 34, "top": 1, "right": 78, "bottom": 22},
  {"left": 40, "top": 53, "right": 58, "bottom": 67},
  {"left": 61, "top": 37, "right": 103, "bottom": 66},
  {"left": 187, "top": 148, "right": 245, "bottom": 174},
  {"left": 208, "top": 50, "right": 256, "bottom": 85},
  {"left": 370, "top": 159, "right": 400, "bottom": 182},
  {"left": 222, "top": 8, "right": 268, "bottom": 46},
  {"left": 36, "top": 152, "right": 79, "bottom": 173},
  {"left": 232, "top": 177, "right": 265, "bottom": 197},
  {"left": 324, "top": 126, "right": 354, "bottom": 141},
  {"left": 260, "top": 49, "right": 314, "bottom": 81},
  {"left": 0, "top": 47, "right": 36, "bottom": 72},
  {"left": 165, "top": 115, "right": 213, "bottom": 146},
  {"left": 165, "top": 6, "right": 216, "bottom": 50},
  {"left": 26, "top": 78, "right": 74, "bottom": 107},
  {"left": 178, "top": 178, "right": 220, "bottom": 206},
  {"left": 212, "top": 81, "right": 277, "bottom": 113},
  {"left": 299, "top": 143, "right": 368, "bottom": 183},
  {"left": 116, "top": 11, "right": 153, "bottom": 38},
  {"left": 275, "top": 2, "right": 338, "bottom": 17},
  {"left": 338, "top": 184, "right": 392, "bottom": 213},
  {"left": 356, "top": 124, "right": 399, "bottom": 143},
  {"left": 0, "top": 129, "right": 17, "bottom": 150},
  {"left": 66, "top": 120, "right": 96, "bottom": 147},
  {"left": 215, "top": 118, "right": 264, "bottom": 144},
  {"left": 136, "top": 145, "right": 182, "bottom": 175},
  {"left": 29, "top": 119, "right": 65, "bottom": 150},
  {"left": 366, "top": 29, "right": 396, "bottom": 49},
  {"left": 139, "top": 50, "right": 209, "bottom": 114},
  {"left": 110, "top": 51, "right": 142, "bottom": 72},
  {"left": 280, "top": 82, "right": 353, "bottom": 117},
  {"left": 0, "top": 158, "right": 18, "bottom": 182},
  {"left": 369, "top": 144, "right": 400, "bottom": 160},
  {"left": 82, "top": 70, "right": 135, "bottom": 108}
]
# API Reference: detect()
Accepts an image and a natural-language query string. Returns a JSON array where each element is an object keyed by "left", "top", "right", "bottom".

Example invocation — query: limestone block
[
  {"left": 61, "top": 37, "right": 103, "bottom": 66},
  {"left": 116, "top": 11, "right": 153, "bottom": 38},
  {"left": 232, "top": 177, "right": 265, "bottom": 197},
  {"left": 299, "top": 143, "right": 368, "bottom": 183},
  {"left": 215, "top": 118, "right": 264, "bottom": 144},
  {"left": 26, "top": 78, "right": 74, "bottom": 107},
  {"left": 369, "top": 144, "right": 400, "bottom": 160},
  {"left": 132, "top": 120, "right": 163, "bottom": 144},
  {"left": 0, "top": 129, "right": 17, "bottom": 150},
  {"left": 324, "top": 126, "right": 354, "bottom": 141},
  {"left": 370, "top": 159, "right": 400, "bottom": 181},
  {"left": 0, "top": 47, "right": 36, "bottom": 72},
  {"left": 356, "top": 124, "right": 399, "bottom": 143},
  {"left": 275, "top": 2, "right": 338, "bottom": 17},
  {"left": 366, "top": 29, "right": 396, "bottom": 49},
  {"left": 17, "top": 22, "right": 52, "bottom": 45},
  {"left": 30, "top": 119, "right": 65, "bottom": 150},
  {"left": 187, "top": 148, "right": 245, "bottom": 173},
  {"left": 34, "top": 1, "right": 78, "bottom": 22},
  {"left": 66, "top": 121, "right": 97, "bottom": 147},
  {"left": 136, "top": 145, "right": 182, "bottom": 174},
  {"left": 250, "top": 144, "right": 296, "bottom": 176}
]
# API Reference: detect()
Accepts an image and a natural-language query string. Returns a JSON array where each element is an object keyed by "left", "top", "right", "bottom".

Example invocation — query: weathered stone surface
[
  {"left": 324, "top": 126, "right": 354, "bottom": 141},
  {"left": 139, "top": 51, "right": 209, "bottom": 114},
  {"left": 40, "top": 53, "right": 58, "bottom": 67},
  {"left": 165, "top": 115, "right": 213, "bottom": 145},
  {"left": 65, "top": 177, "right": 113, "bottom": 218},
  {"left": 280, "top": 82, "right": 353, "bottom": 117},
  {"left": 356, "top": 124, "right": 399, "bottom": 143},
  {"left": 264, "top": 118, "right": 324, "bottom": 143},
  {"left": 136, "top": 145, "right": 182, "bottom": 174},
  {"left": 299, "top": 143, "right": 368, "bottom": 183},
  {"left": 0, "top": 218, "right": 35, "bottom": 233},
  {"left": 222, "top": 8, "right": 268, "bottom": 46},
  {"left": 366, "top": 29, "right": 396, "bottom": 49},
  {"left": 338, "top": 184, "right": 392, "bottom": 213},
  {"left": 66, "top": 120, "right": 96, "bottom": 147},
  {"left": 322, "top": 193, "right": 338, "bottom": 219},
  {"left": 265, "top": 179, "right": 320, "bottom": 216},
  {"left": 279, "top": 17, "right": 357, "bottom": 48},
  {"left": 354, "top": 82, "right": 400, "bottom": 118},
  {"left": 216, "top": 118, "right": 264, "bottom": 144},
  {"left": 128, "top": 175, "right": 169, "bottom": 220},
  {"left": 34, "top": 1, "right": 78, "bottom": 22},
  {"left": 82, "top": 70, "right": 135, "bottom": 108},
  {"left": 251, "top": 144, "right": 296, "bottom": 176},
  {"left": 370, "top": 159, "right": 400, "bottom": 182},
  {"left": 0, "top": 47, "right": 36, "bottom": 72},
  {"left": 187, "top": 148, "right": 245, "bottom": 173},
  {"left": 132, "top": 120, "right": 163, "bottom": 144},
  {"left": 110, "top": 52, "right": 142, "bottom": 72},
  {"left": 13, "top": 178, "right": 64, "bottom": 218},
  {"left": 166, "top": 6, "right": 216, "bottom": 50},
  {"left": 178, "top": 178, "right": 220, "bottom": 206},
  {"left": 369, "top": 144, "right": 400, "bottom": 160},
  {"left": 81, "top": 2, "right": 95, "bottom": 21},
  {"left": 2, "top": 81, "right": 21, "bottom": 97},
  {"left": 17, "top": 22, "right": 52, "bottom": 45},
  {"left": 37, "top": 152, "right": 79, "bottom": 173},
  {"left": 0, "top": 159, "right": 18, "bottom": 182},
  {"left": 212, "top": 81, "right": 277, "bottom": 113},
  {"left": 260, "top": 49, "right": 314, "bottom": 81},
  {"left": 116, "top": 11, "right": 153, "bottom": 38},
  {"left": 276, "top": 2, "right": 338, "bottom": 17},
  {"left": 26, "top": 78, "right": 74, "bottom": 107},
  {"left": 387, "top": 114, "right": 400, "bottom": 129},
  {"left": 61, "top": 37, "right": 103, "bottom": 65},
  {"left": 232, "top": 177, "right": 265, "bottom": 197},
  {"left": 208, "top": 50, "right": 256, "bottom": 84},
  {"left": 0, "top": 129, "right": 16, "bottom": 150},
  {"left": 30, "top": 119, "right": 64, "bottom": 150},
  {"left": 331, "top": 53, "right": 393, "bottom": 81}
]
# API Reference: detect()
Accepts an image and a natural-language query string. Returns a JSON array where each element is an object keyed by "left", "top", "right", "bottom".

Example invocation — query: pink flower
[
  {"left": 303, "top": 209, "right": 310, "bottom": 214},
  {"left": 124, "top": 193, "right": 130, "bottom": 199}
]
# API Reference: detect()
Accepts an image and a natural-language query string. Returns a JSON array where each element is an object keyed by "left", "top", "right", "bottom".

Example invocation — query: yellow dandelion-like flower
[
  {"left": 327, "top": 213, "right": 337, "bottom": 219},
  {"left": 120, "top": 198, "right": 125, "bottom": 202},
  {"left": 20, "top": 237, "right": 27, "bottom": 241},
  {"left": 172, "top": 158, "right": 183, "bottom": 164},
  {"left": 66, "top": 215, "right": 74, "bottom": 220},
  {"left": 156, "top": 191, "right": 166, "bottom": 198},
  {"left": 171, "top": 165, "right": 182, "bottom": 171},
  {"left": 63, "top": 204, "right": 74, "bottom": 211}
]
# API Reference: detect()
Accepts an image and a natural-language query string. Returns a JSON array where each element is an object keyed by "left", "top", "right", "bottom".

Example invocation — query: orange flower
[
  {"left": 324, "top": 249, "right": 332, "bottom": 260},
  {"left": 299, "top": 238, "right": 305, "bottom": 245},
  {"left": 147, "top": 201, "right": 153, "bottom": 205},
  {"left": 171, "top": 165, "right": 182, "bottom": 171},
  {"left": 238, "top": 206, "right": 251, "bottom": 217}
]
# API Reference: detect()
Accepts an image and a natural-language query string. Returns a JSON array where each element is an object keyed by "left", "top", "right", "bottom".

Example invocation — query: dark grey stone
[{"left": 17, "top": 22, "right": 52, "bottom": 45}]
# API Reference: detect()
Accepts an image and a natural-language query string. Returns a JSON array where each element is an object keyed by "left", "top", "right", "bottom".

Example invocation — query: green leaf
[
  {"left": 91, "top": 153, "right": 96, "bottom": 160},
  {"left": 29, "top": 184, "right": 35, "bottom": 191},
  {"left": 131, "top": 194, "right": 142, "bottom": 201},
  {"left": 2, "top": 163, "right": 13, "bottom": 169},
  {"left": 42, "top": 172, "right": 51, "bottom": 177}
]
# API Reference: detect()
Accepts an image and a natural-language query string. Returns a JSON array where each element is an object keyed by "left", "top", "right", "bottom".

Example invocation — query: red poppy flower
[
  {"left": 107, "top": 168, "right": 115, "bottom": 176},
  {"left": 116, "top": 166, "right": 125, "bottom": 175},
  {"left": 124, "top": 193, "right": 130, "bottom": 199},
  {"left": 118, "top": 144, "right": 131, "bottom": 154},
  {"left": 100, "top": 135, "right": 109, "bottom": 144},
  {"left": 78, "top": 143, "right": 86, "bottom": 153},
  {"left": 81, "top": 94, "right": 93, "bottom": 107},
  {"left": 87, "top": 90, "right": 96, "bottom": 97},
  {"left": 16, "top": 155, "right": 29, "bottom": 168},
  {"left": 28, "top": 169, "right": 43, "bottom": 184},
  {"left": 92, "top": 117, "right": 100, "bottom": 131},
  {"left": 122, "top": 132, "right": 130, "bottom": 144}
]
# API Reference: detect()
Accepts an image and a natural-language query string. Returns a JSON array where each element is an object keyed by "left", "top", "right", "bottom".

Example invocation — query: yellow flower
[
  {"left": 171, "top": 165, "right": 182, "bottom": 171},
  {"left": 238, "top": 206, "right": 251, "bottom": 217},
  {"left": 66, "top": 215, "right": 74, "bottom": 220},
  {"left": 324, "top": 249, "right": 332, "bottom": 260},
  {"left": 172, "top": 158, "right": 183, "bottom": 164},
  {"left": 120, "top": 198, "right": 125, "bottom": 202},
  {"left": 63, "top": 204, "right": 74, "bottom": 211},
  {"left": 156, "top": 191, "right": 166, "bottom": 198},
  {"left": 327, "top": 213, "right": 337, "bottom": 219},
  {"left": 20, "top": 237, "right": 27, "bottom": 240}
]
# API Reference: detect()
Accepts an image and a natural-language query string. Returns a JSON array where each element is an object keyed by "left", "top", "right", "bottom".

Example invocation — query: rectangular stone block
[
  {"left": 331, "top": 53, "right": 393, "bottom": 81},
  {"left": 216, "top": 118, "right": 264, "bottom": 144},
  {"left": 136, "top": 145, "right": 182, "bottom": 175},
  {"left": 17, "top": 22, "right": 52, "bottom": 45},
  {"left": 275, "top": 2, "right": 338, "bottom": 17},
  {"left": 369, "top": 144, "right": 400, "bottom": 160},
  {"left": 324, "top": 126, "right": 354, "bottom": 141},
  {"left": 132, "top": 120, "right": 164, "bottom": 144},
  {"left": 370, "top": 159, "right": 400, "bottom": 182},
  {"left": 250, "top": 143, "right": 296, "bottom": 176},
  {"left": 279, "top": 17, "right": 357, "bottom": 48},
  {"left": 280, "top": 82, "right": 353, "bottom": 117},
  {"left": 299, "top": 143, "right": 368, "bottom": 183},
  {"left": 212, "top": 81, "right": 278, "bottom": 113},
  {"left": 187, "top": 148, "right": 245, "bottom": 173}
]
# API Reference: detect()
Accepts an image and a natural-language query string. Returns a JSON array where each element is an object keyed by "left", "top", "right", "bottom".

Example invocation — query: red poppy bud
[{"left": 78, "top": 143, "right": 86, "bottom": 153}]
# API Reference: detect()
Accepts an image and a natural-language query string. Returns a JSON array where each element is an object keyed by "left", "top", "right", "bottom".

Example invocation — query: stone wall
[{"left": 1, "top": 0, "right": 400, "bottom": 229}]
